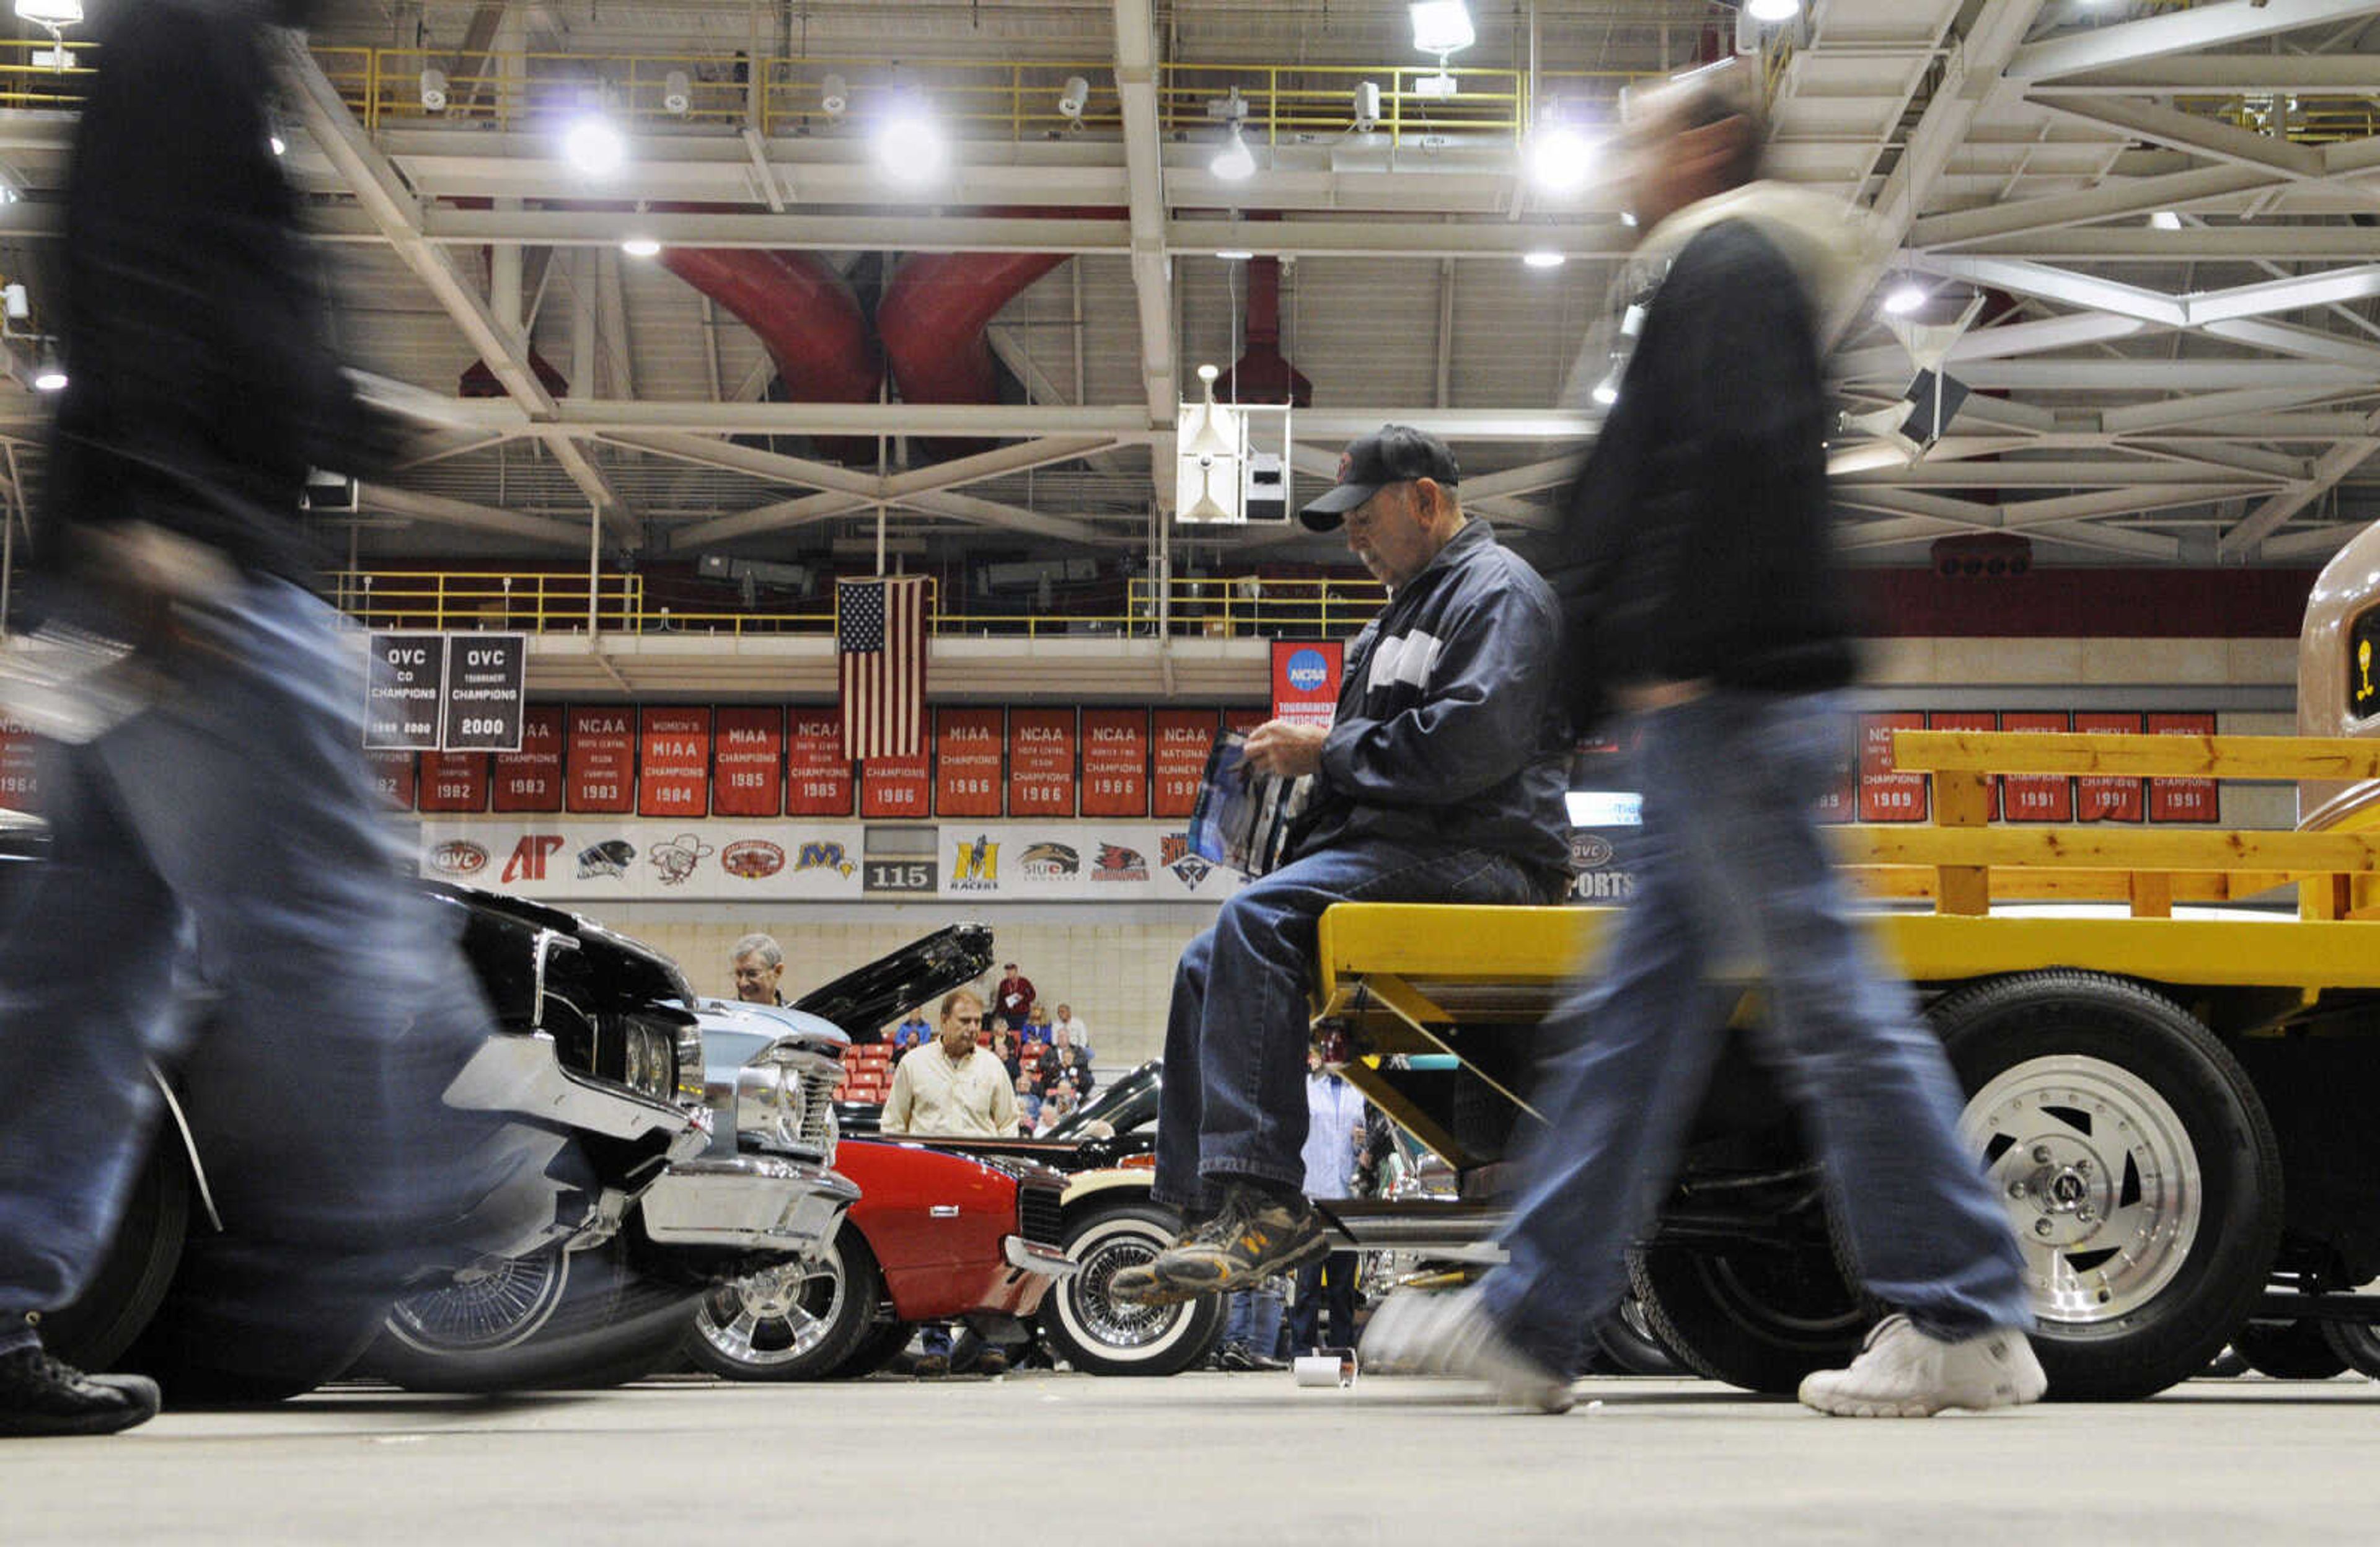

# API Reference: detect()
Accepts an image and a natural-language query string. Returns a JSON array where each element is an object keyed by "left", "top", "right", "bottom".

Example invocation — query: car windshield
[{"left": 1045, "top": 1060, "right": 1158, "bottom": 1140}]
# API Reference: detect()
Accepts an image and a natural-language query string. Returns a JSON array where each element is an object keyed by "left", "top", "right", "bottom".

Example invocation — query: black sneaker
[
  {"left": 0, "top": 1346, "right": 161, "bottom": 1437},
  {"left": 1142, "top": 1186, "right": 1328, "bottom": 1298}
]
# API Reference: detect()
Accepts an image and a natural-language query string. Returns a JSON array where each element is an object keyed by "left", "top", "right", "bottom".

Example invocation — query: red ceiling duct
[
  {"left": 1215, "top": 256, "right": 1311, "bottom": 408},
  {"left": 655, "top": 246, "right": 882, "bottom": 409},
  {"left": 876, "top": 250, "right": 1069, "bottom": 459}
]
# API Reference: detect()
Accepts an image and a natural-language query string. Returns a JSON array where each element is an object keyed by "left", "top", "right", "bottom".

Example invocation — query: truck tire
[
  {"left": 681, "top": 1225, "right": 886, "bottom": 1382},
  {"left": 825, "top": 1317, "right": 917, "bottom": 1379},
  {"left": 40, "top": 1139, "right": 191, "bottom": 1373},
  {"left": 1593, "top": 1293, "right": 1687, "bottom": 1377},
  {"left": 1929, "top": 971, "right": 2282, "bottom": 1399},
  {"left": 2232, "top": 1318, "right": 2348, "bottom": 1379},
  {"left": 2318, "top": 1319, "right": 2380, "bottom": 1377},
  {"left": 1039, "top": 1200, "right": 1225, "bottom": 1377},
  {"left": 1628, "top": 1239, "right": 1870, "bottom": 1395}
]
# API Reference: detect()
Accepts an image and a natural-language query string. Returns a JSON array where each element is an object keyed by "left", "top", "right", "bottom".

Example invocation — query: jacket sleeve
[
  {"left": 1315, "top": 578, "right": 1562, "bottom": 808},
  {"left": 879, "top": 1059, "right": 914, "bottom": 1135},
  {"left": 989, "top": 1068, "right": 1019, "bottom": 1135}
]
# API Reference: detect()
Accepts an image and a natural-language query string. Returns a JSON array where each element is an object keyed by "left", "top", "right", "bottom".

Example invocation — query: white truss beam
[
  {"left": 1114, "top": 0, "right": 1177, "bottom": 457},
  {"left": 2005, "top": 0, "right": 2380, "bottom": 82}
]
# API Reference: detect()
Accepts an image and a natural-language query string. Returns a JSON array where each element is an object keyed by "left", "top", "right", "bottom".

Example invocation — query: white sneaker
[
  {"left": 1798, "top": 1315, "right": 2047, "bottom": 1417},
  {"left": 1359, "top": 1285, "right": 1576, "bottom": 1414}
]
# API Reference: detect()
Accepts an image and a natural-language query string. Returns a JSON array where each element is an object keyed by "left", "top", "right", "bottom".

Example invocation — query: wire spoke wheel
[{"left": 387, "top": 1246, "right": 571, "bottom": 1355}]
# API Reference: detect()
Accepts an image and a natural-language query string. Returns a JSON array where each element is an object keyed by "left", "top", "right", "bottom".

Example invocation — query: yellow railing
[{"left": 327, "top": 569, "right": 1387, "bottom": 640}]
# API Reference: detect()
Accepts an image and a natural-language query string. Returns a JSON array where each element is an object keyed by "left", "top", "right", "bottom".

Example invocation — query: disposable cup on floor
[{"left": 1293, "top": 1352, "right": 1358, "bottom": 1388}]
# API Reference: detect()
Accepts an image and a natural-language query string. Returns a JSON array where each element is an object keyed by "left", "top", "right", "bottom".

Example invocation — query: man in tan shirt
[{"left": 880, "top": 989, "right": 1018, "bottom": 1139}]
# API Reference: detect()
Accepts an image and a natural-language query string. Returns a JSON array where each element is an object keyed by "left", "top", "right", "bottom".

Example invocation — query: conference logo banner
[
  {"left": 416, "top": 820, "right": 870, "bottom": 901},
  {"left": 931, "top": 823, "right": 1243, "bottom": 902}
]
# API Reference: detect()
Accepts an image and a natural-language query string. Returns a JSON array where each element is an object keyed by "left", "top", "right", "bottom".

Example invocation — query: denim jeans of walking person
[
  {"left": 1480, "top": 690, "right": 2031, "bottom": 1377},
  {"left": 0, "top": 578, "right": 500, "bottom": 1379},
  {"left": 1152, "top": 840, "right": 1559, "bottom": 1217}
]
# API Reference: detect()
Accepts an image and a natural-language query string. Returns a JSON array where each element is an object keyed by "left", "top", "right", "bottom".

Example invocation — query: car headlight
[{"left": 623, "top": 1020, "right": 676, "bottom": 1102}]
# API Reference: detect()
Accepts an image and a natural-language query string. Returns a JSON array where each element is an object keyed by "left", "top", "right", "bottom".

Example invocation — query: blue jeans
[
  {"left": 0, "top": 578, "right": 498, "bottom": 1361},
  {"left": 1225, "top": 1281, "right": 1284, "bottom": 1356},
  {"left": 1481, "top": 690, "right": 2030, "bottom": 1375},
  {"left": 1154, "top": 839, "right": 1558, "bottom": 1211}
]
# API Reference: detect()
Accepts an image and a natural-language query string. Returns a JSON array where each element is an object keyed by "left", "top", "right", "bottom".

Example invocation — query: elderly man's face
[
  {"left": 1342, "top": 480, "right": 1448, "bottom": 589},
  {"left": 732, "top": 952, "right": 782, "bottom": 1004},
  {"left": 938, "top": 995, "right": 984, "bottom": 1059}
]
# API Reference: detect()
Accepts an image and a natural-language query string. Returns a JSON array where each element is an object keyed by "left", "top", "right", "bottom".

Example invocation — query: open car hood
[{"left": 791, "top": 922, "right": 995, "bottom": 1042}]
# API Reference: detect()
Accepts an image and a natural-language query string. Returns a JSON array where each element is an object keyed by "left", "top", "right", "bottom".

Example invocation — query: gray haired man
[{"left": 731, "top": 933, "right": 786, "bottom": 1006}]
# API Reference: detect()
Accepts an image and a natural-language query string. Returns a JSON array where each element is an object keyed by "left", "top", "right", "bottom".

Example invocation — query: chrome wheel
[
  {"left": 387, "top": 1247, "right": 571, "bottom": 1354},
  {"left": 1961, "top": 1054, "right": 2202, "bottom": 1327},
  {"left": 693, "top": 1241, "right": 847, "bottom": 1369},
  {"left": 1068, "top": 1227, "right": 1179, "bottom": 1351}
]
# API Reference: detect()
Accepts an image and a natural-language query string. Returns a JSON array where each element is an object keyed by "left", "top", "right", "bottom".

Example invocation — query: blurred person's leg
[
  {"left": 1287, "top": 1258, "right": 1324, "bottom": 1353},
  {"left": 1152, "top": 927, "right": 1215, "bottom": 1217},
  {"left": 1322, "top": 1252, "right": 1359, "bottom": 1351},
  {"left": 1710, "top": 693, "right": 2029, "bottom": 1338}
]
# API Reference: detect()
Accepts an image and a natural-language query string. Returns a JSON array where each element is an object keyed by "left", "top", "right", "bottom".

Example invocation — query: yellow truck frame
[{"left": 1311, "top": 725, "right": 2380, "bottom": 1399}]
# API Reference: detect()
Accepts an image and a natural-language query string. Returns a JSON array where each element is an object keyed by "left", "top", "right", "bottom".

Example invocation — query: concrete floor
[{"left": 5, "top": 1371, "right": 2379, "bottom": 1546}]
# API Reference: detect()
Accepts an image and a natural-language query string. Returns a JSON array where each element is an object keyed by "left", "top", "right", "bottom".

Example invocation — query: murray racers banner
[
  {"left": 932, "top": 823, "right": 1245, "bottom": 902},
  {"left": 416, "top": 819, "right": 870, "bottom": 901}
]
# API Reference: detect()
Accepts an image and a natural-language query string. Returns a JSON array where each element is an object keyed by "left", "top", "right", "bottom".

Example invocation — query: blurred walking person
[
  {"left": 1363, "top": 60, "right": 2038, "bottom": 1419},
  {"left": 0, "top": 0, "right": 498, "bottom": 1435}
]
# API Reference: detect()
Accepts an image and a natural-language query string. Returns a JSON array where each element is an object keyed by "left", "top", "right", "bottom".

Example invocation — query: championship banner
[
  {"left": 417, "top": 751, "right": 490, "bottom": 814},
  {"left": 1080, "top": 708, "right": 1149, "bottom": 817},
  {"left": 1858, "top": 712, "right": 1928, "bottom": 823},
  {"left": 638, "top": 707, "right": 712, "bottom": 819},
  {"left": 713, "top": 707, "right": 785, "bottom": 818},
  {"left": 935, "top": 707, "right": 1004, "bottom": 818},
  {"left": 1270, "top": 640, "right": 1342, "bottom": 727},
  {"left": 0, "top": 717, "right": 38, "bottom": 813},
  {"left": 1999, "top": 712, "right": 2073, "bottom": 822},
  {"left": 932, "top": 822, "right": 1244, "bottom": 902},
  {"left": 439, "top": 634, "right": 527, "bottom": 753},
  {"left": 859, "top": 752, "right": 932, "bottom": 820},
  {"left": 492, "top": 707, "right": 564, "bottom": 813},
  {"left": 418, "top": 819, "right": 868, "bottom": 901},
  {"left": 1812, "top": 716, "right": 1859, "bottom": 826},
  {"left": 1926, "top": 712, "right": 2000, "bottom": 822},
  {"left": 2147, "top": 712, "right": 2219, "bottom": 824},
  {"left": 1008, "top": 708, "right": 1076, "bottom": 817},
  {"left": 1223, "top": 706, "right": 1269, "bottom": 738},
  {"left": 2073, "top": 712, "right": 2144, "bottom": 822},
  {"left": 364, "top": 632, "right": 445, "bottom": 751},
  {"left": 368, "top": 751, "right": 417, "bottom": 811},
  {"left": 1152, "top": 708, "right": 1220, "bottom": 819},
  {"left": 786, "top": 710, "right": 854, "bottom": 817},
  {"left": 565, "top": 707, "right": 637, "bottom": 814}
]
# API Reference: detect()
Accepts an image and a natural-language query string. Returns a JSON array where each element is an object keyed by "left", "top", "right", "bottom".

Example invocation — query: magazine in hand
[{"left": 1188, "top": 731, "right": 1313, "bottom": 878}]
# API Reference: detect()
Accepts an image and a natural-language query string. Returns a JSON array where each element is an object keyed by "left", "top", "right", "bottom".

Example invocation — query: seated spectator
[
  {"left": 1034, "top": 1082, "right": 1078, "bottom": 1138},
  {"left": 1020, "top": 1002, "right": 1052, "bottom": 1046},
  {"left": 1041, "top": 1042, "right": 1095, "bottom": 1102},
  {"left": 892, "top": 1011, "right": 931, "bottom": 1049},
  {"left": 1051, "top": 1005, "right": 1092, "bottom": 1064},
  {"left": 991, "top": 1027, "right": 1022, "bottom": 1083},
  {"left": 989, "top": 1013, "right": 1011, "bottom": 1047},
  {"left": 1015, "top": 1073, "right": 1043, "bottom": 1135}
]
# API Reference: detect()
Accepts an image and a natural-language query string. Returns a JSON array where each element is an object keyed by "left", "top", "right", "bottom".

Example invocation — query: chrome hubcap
[
  {"left": 696, "top": 1245, "right": 844, "bottom": 1367},
  {"left": 388, "top": 1247, "right": 571, "bottom": 1354},
  {"left": 1960, "top": 1054, "right": 2200, "bottom": 1326},
  {"left": 1072, "top": 1233, "right": 1181, "bottom": 1349}
]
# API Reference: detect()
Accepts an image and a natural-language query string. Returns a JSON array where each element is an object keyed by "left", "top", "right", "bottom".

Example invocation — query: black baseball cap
[{"left": 1299, "top": 425, "right": 1463, "bottom": 531}]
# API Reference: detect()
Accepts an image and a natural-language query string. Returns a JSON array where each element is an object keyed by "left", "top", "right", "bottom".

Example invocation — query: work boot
[
  {"left": 1359, "top": 1284, "right": 1574, "bottom": 1414},
  {"left": 975, "top": 1347, "right": 1010, "bottom": 1378},
  {"left": 1108, "top": 1207, "right": 1214, "bottom": 1307},
  {"left": 0, "top": 1346, "right": 162, "bottom": 1437},
  {"left": 1797, "top": 1315, "right": 2047, "bottom": 1418},
  {"left": 1137, "top": 1184, "right": 1328, "bottom": 1300},
  {"left": 909, "top": 1352, "right": 950, "bottom": 1380}
]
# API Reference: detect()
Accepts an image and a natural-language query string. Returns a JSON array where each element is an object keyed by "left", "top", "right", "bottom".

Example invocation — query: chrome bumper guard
[
  {"left": 1002, "top": 1235, "right": 1080, "bottom": 1279},
  {"left": 443, "top": 1032, "right": 712, "bottom": 1167},
  {"left": 641, "top": 1156, "right": 859, "bottom": 1251}
]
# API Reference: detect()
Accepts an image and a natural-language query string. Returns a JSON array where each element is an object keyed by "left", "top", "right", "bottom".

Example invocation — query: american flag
[{"left": 838, "top": 576, "right": 930, "bottom": 759}]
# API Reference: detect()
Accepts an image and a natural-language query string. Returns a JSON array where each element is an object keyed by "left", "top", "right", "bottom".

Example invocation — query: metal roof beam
[
  {"left": 356, "top": 483, "right": 596, "bottom": 549},
  {"left": 2029, "top": 55, "right": 2380, "bottom": 93},
  {"left": 1114, "top": 0, "right": 1178, "bottom": 461},
  {"left": 2006, "top": 0, "right": 2380, "bottom": 82}
]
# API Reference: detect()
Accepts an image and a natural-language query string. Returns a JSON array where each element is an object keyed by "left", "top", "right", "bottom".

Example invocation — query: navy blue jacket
[{"left": 1290, "top": 520, "right": 1574, "bottom": 887}]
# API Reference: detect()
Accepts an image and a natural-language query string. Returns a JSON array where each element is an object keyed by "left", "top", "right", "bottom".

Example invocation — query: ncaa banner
[{"left": 1271, "top": 640, "right": 1342, "bottom": 727}]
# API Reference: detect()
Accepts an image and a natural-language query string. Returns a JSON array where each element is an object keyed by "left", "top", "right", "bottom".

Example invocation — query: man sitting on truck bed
[{"left": 1116, "top": 424, "right": 1576, "bottom": 1305}]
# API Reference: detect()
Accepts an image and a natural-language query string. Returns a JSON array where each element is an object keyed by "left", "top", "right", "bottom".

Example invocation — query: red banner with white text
[
  {"left": 491, "top": 706, "right": 563, "bottom": 813},
  {"left": 935, "top": 707, "right": 1005, "bottom": 818},
  {"left": 712, "top": 707, "right": 785, "bottom": 818},
  {"left": 1008, "top": 708, "right": 1076, "bottom": 817},
  {"left": 785, "top": 710, "right": 855, "bottom": 816},
  {"left": 1079, "top": 708, "right": 1149, "bottom": 817},
  {"left": 566, "top": 707, "right": 637, "bottom": 814}
]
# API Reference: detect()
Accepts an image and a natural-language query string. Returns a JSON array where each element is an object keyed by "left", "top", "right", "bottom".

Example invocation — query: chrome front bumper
[
  {"left": 641, "top": 1156, "right": 860, "bottom": 1253},
  {"left": 443, "top": 1031, "right": 712, "bottom": 1166},
  {"left": 1002, "top": 1235, "right": 1080, "bottom": 1279}
]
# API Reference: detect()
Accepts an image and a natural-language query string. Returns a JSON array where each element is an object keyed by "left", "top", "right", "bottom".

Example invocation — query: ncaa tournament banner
[
  {"left": 1271, "top": 640, "right": 1342, "bottom": 727},
  {"left": 418, "top": 819, "right": 870, "bottom": 901}
]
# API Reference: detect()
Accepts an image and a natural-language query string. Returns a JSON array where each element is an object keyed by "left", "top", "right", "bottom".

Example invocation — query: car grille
[
  {"left": 798, "top": 1066, "right": 842, "bottom": 1159},
  {"left": 1018, "top": 1181, "right": 1066, "bottom": 1248}
]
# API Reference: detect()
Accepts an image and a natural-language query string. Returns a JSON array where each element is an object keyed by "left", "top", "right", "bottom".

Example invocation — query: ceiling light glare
[
  {"left": 560, "top": 113, "right": 627, "bottom": 178},
  {"left": 1217, "top": 249, "right": 1254, "bottom": 261},
  {"left": 31, "top": 348, "right": 65, "bottom": 392},
  {"left": 1210, "top": 125, "right": 1256, "bottom": 181},
  {"left": 1590, "top": 375, "right": 1620, "bottom": 407},
  {"left": 1409, "top": 0, "right": 1476, "bottom": 55},
  {"left": 1882, "top": 282, "right": 1926, "bottom": 315},
  {"left": 1528, "top": 122, "right": 1595, "bottom": 194},
  {"left": 1745, "top": 0, "right": 1800, "bottom": 21},
  {"left": 2149, "top": 209, "right": 2183, "bottom": 231},
  {"left": 621, "top": 236, "right": 662, "bottom": 258},
  {"left": 13, "top": 1, "right": 83, "bottom": 27},
  {"left": 1523, "top": 249, "right": 1566, "bottom": 270},
  {"left": 269, "top": 134, "right": 287, "bottom": 157},
  {"left": 877, "top": 100, "right": 947, "bottom": 187}
]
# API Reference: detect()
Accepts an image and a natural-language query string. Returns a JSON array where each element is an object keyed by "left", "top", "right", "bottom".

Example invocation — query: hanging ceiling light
[
  {"left": 1745, "top": 0, "right": 1801, "bottom": 21},
  {"left": 1408, "top": 1, "right": 1476, "bottom": 55},
  {"left": 1882, "top": 280, "right": 1928, "bottom": 315},
  {"left": 1523, "top": 249, "right": 1566, "bottom": 270},
  {"left": 1210, "top": 123, "right": 1256, "bottom": 181},
  {"left": 31, "top": 343, "right": 65, "bottom": 393},
  {"left": 560, "top": 112, "right": 627, "bottom": 177},
  {"left": 878, "top": 92, "right": 947, "bottom": 187},
  {"left": 1527, "top": 121, "right": 1595, "bottom": 194},
  {"left": 620, "top": 236, "right": 662, "bottom": 258},
  {"left": 13, "top": 1, "right": 83, "bottom": 27}
]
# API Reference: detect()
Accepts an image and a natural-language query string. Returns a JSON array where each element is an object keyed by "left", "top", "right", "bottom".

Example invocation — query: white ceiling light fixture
[
  {"left": 1217, "top": 249, "right": 1254, "bottom": 262},
  {"left": 31, "top": 343, "right": 65, "bottom": 393},
  {"left": 1744, "top": 0, "right": 1801, "bottom": 22},
  {"left": 2149, "top": 209, "right": 2183, "bottom": 231},
  {"left": 1409, "top": 1, "right": 1476, "bottom": 56},
  {"left": 1210, "top": 123, "right": 1256, "bottom": 182},
  {"left": 877, "top": 91, "right": 947, "bottom": 187},
  {"left": 621, "top": 236, "right": 662, "bottom": 258},
  {"left": 13, "top": 1, "right": 83, "bottom": 28},
  {"left": 1523, "top": 249, "right": 1566, "bottom": 270},
  {"left": 1883, "top": 280, "right": 1928, "bottom": 315},
  {"left": 560, "top": 111, "right": 628, "bottom": 178},
  {"left": 1527, "top": 121, "right": 1595, "bottom": 194}
]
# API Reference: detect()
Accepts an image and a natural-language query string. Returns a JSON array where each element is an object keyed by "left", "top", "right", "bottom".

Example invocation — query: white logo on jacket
[{"left": 1366, "top": 629, "right": 1445, "bottom": 694}]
